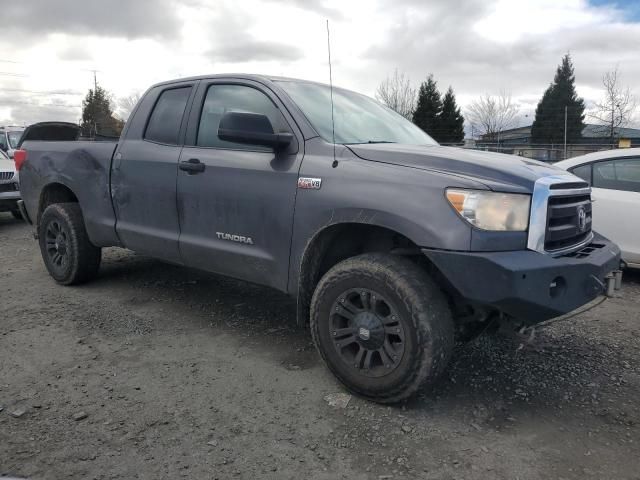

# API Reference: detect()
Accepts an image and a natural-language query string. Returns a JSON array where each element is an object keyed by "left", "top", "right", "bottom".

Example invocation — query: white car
[
  {"left": 0, "top": 148, "right": 22, "bottom": 219},
  {"left": 555, "top": 149, "right": 640, "bottom": 268}
]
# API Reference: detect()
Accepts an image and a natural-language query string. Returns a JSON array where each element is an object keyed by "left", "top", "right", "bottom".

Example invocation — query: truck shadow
[
  {"left": 0, "top": 212, "right": 25, "bottom": 228},
  {"left": 91, "top": 247, "right": 638, "bottom": 414},
  {"left": 623, "top": 267, "right": 640, "bottom": 284}
]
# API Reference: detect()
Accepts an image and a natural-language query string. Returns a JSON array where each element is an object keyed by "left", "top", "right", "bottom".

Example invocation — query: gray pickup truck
[{"left": 16, "top": 74, "right": 621, "bottom": 403}]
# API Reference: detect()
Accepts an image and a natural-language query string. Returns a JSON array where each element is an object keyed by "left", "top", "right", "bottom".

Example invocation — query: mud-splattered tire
[
  {"left": 310, "top": 253, "right": 454, "bottom": 403},
  {"left": 38, "top": 203, "right": 101, "bottom": 285}
]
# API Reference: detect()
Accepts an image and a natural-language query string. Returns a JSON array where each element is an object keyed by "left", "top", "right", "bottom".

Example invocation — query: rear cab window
[{"left": 145, "top": 87, "right": 192, "bottom": 145}]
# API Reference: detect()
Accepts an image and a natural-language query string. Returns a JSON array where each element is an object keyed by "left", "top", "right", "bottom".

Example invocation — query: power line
[
  {"left": 0, "top": 87, "right": 83, "bottom": 96},
  {"left": 4, "top": 100, "right": 78, "bottom": 109}
]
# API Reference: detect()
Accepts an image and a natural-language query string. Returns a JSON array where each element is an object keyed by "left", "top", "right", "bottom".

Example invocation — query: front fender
[{"left": 286, "top": 143, "right": 485, "bottom": 299}]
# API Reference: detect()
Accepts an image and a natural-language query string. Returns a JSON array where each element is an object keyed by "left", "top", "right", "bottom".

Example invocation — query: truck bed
[{"left": 19, "top": 140, "right": 121, "bottom": 247}]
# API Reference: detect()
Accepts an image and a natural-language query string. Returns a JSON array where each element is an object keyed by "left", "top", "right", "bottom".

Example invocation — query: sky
[{"left": 1, "top": 0, "right": 639, "bottom": 128}]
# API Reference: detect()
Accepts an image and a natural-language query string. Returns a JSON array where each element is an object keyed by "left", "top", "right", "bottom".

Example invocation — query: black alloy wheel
[{"left": 330, "top": 288, "right": 406, "bottom": 378}]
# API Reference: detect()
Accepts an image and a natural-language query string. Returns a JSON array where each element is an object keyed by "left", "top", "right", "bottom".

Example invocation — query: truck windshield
[
  {"left": 277, "top": 80, "right": 438, "bottom": 146},
  {"left": 7, "top": 131, "right": 23, "bottom": 149}
]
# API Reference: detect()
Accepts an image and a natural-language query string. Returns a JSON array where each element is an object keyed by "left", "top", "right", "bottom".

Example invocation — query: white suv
[
  {"left": 0, "top": 149, "right": 21, "bottom": 219},
  {"left": 555, "top": 148, "right": 640, "bottom": 268},
  {"left": 0, "top": 126, "right": 25, "bottom": 159}
]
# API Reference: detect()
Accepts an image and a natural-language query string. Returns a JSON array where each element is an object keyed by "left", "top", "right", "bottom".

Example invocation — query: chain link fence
[{"left": 441, "top": 142, "right": 631, "bottom": 162}]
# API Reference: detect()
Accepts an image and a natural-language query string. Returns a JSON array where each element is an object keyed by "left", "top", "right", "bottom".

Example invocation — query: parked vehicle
[
  {"left": 15, "top": 75, "right": 621, "bottom": 402},
  {"left": 555, "top": 149, "right": 640, "bottom": 268},
  {"left": 0, "top": 126, "right": 25, "bottom": 159},
  {"left": 0, "top": 148, "right": 22, "bottom": 219}
]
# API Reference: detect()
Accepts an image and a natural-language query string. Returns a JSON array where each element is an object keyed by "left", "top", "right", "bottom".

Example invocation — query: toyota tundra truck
[{"left": 14, "top": 74, "right": 622, "bottom": 403}]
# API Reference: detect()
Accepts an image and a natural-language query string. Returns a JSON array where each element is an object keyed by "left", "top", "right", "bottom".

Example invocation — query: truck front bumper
[{"left": 422, "top": 234, "right": 621, "bottom": 325}]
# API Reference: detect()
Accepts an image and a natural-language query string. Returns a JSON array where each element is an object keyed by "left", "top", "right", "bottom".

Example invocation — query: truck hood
[{"left": 347, "top": 143, "right": 568, "bottom": 193}]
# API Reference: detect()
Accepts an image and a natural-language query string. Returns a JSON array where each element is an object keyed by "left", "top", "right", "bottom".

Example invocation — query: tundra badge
[{"left": 216, "top": 232, "right": 254, "bottom": 245}]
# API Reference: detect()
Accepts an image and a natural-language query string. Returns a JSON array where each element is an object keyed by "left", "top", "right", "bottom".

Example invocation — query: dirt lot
[{"left": 1, "top": 212, "right": 639, "bottom": 480}]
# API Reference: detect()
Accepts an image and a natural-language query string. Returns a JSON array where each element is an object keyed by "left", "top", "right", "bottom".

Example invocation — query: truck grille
[
  {"left": 528, "top": 176, "right": 594, "bottom": 255},
  {"left": 0, "top": 171, "right": 14, "bottom": 181},
  {"left": 544, "top": 193, "right": 592, "bottom": 252}
]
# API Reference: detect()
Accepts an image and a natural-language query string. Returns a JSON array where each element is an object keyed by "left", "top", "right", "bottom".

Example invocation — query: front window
[
  {"left": 277, "top": 80, "right": 437, "bottom": 146},
  {"left": 7, "top": 131, "right": 23, "bottom": 149},
  {"left": 197, "top": 84, "right": 286, "bottom": 151}
]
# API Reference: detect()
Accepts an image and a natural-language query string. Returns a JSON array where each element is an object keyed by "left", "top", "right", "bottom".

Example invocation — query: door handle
[{"left": 179, "top": 158, "right": 206, "bottom": 174}]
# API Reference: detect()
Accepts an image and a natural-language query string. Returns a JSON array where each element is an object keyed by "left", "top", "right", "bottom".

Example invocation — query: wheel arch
[
  {"left": 37, "top": 182, "right": 80, "bottom": 228},
  {"left": 294, "top": 221, "right": 438, "bottom": 327}
]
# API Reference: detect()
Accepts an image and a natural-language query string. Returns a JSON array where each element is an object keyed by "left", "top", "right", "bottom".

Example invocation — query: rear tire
[
  {"left": 310, "top": 253, "right": 454, "bottom": 403},
  {"left": 38, "top": 203, "right": 101, "bottom": 285}
]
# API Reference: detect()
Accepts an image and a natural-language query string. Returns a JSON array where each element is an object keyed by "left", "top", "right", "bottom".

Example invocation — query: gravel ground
[{"left": 1, "top": 212, "right": 639, "bottom": 480}]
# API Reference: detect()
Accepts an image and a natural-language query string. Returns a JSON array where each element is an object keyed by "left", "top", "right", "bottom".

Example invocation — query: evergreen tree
[
  {"left": 531, "top": 54, "right": 585, "bottom": 144},
  {"left": 81, "top": 84, "right": 124, "bottom": 138},
  {"left": 412, "top": 75, "right": 442, "bottom": 140},
  {"left": 439, "top": 86, "right": 465, "bottom": 143}
]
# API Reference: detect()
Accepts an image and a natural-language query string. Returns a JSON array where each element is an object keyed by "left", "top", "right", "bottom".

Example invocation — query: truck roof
[{"left": 148, "top": 73, "right": 333, "bottom": 91}]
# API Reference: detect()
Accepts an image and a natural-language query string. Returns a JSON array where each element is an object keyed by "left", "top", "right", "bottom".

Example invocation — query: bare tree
[
  {"left": 466, "top": 91, "right": 519, "bottom": 141},
  {"left": 375, "top": 69, "right": 417, "bottom": 120},
  {"left": 116, "top": 92, "right": 142, "bottom": 121},
  {"left": 589, "top": 67, "right": 637, "bottom": 144}
]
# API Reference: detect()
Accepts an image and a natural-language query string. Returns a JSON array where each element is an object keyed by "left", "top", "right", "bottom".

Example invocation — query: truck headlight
[{"left": 446, "top": 189, "right": 530, "bottom": 232}]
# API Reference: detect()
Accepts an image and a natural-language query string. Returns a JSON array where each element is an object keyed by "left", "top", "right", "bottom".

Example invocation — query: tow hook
[{"left": 604, "top": 270, "right": 623, "bottom": 297}]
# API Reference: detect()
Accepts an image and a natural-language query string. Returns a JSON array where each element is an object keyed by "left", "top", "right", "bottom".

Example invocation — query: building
[{"left": 476, "top": 124, "right": 640, "bottom": 162}]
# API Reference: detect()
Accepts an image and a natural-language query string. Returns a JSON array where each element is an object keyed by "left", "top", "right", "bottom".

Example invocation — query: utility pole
[
  {"left": 83, "top": 68, "right": 99, "bottom": 92},
  {"left": 563, "top": 105, "right": 568, "bottom": 160}
]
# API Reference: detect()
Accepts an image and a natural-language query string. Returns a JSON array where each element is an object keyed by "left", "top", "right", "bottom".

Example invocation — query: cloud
[
  {"left": 272, "top": 0, "right": 344, "bottom": 19},
  {"left": 0, "top": 0, "right": 638, "bottom": 127},
  {"left": 209, "top": 39, "right": 304, "bottom": 62},
  {"left": 57, "top": 45, "right": 93, "bottom": 62},
  {"left": 0, "top": 90, "right": 80, "bottom": 125},
  {"left": 205, "top": 3, "right": 305, "bottom": 63},
  {"left": 355, "top": 0, "right": 640, "bottom": 114},
  {"left": 2, "top": 0, "right": 179, "bottom": 40}
]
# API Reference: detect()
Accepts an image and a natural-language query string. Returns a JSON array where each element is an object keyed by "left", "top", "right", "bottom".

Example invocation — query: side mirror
[{"left": 218, "top": 111, "right": 293, "bottom": 150}]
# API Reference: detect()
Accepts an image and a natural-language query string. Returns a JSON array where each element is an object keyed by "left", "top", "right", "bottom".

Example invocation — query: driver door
[{"left": 177, "top": 80, "right": 304, "bottom": 290}]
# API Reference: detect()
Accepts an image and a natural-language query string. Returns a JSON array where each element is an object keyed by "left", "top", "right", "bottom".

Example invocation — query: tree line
[
  {"left": 377, "top": 70, "right": 465, "bottom": 143},
  {"left": 80, "top": 55, "right": 635, "bottom": 144},
  {"left": 377, "top": 54, "right": 637, "bottom": 145}
]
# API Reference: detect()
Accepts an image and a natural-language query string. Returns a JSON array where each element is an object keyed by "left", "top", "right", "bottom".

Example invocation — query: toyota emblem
[{"left": 577, "top": 206, "right": 587, "bottom": 232}]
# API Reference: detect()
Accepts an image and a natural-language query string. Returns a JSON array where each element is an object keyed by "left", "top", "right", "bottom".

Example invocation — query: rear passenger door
[
  {"left": 112, "top": 82, "right": 196, "bottom": 263},
  {"left": 177, "top": 80, "right": 303, "bottom": 290}
]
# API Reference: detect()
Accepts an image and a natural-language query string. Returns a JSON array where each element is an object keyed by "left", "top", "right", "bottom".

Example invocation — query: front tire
[
  {"left": 310, "top": 253, "right": 454, "bottom": 403},
  {"left": 38, "top": 203, "right": 101, "bottom": 285}
]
